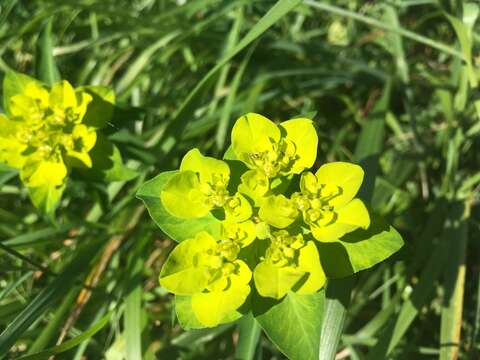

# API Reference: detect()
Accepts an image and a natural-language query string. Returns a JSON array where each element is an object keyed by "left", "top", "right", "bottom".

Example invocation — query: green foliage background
[{"left": 0, "top": 0, "right": 479, "bottom": 359}]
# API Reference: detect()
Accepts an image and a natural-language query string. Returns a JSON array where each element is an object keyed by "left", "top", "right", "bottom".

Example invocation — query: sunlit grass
[{"left": 0, "top": 0, "right": 479, "bottom": 359}]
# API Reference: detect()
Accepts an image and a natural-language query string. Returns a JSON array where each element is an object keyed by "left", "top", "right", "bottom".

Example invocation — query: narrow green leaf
[
  {"left": 0, "top": 237, "right": 103, "bottom": 356},
  {"left": 28, "top": 288, "right": 80, "bottom": 353},
  {"left": 319, "top": 278, "right": 354, "bottom": 360},
  {"left": 158, "top": 0, "right": 302, "bottom": 158},
  {"left": 319, "top": 81, "right": 392, "bottom": 360},
  {"left": 15, "top": 312, "right": 111, "bottom": 360},
  {"left": 235, "top": 313, "right": 261, "bottom": 360},
  {"left": 35, "top": 18, "right": 60, "bottom": 86},
  {"left": 305, "top": 1, "right": 464, "bottom": 60},
  {"left": 124, "top": 247, "right": 144, "bottom": 360},
  {"left": 440, "top": 202, "right": 468, "bottom": 360},
  {"left": 116, "top": 31, "right": 180, "bottom": 94},
  {"left": 216, "top": 44, "right": 253, "bottom": 151},
  {"left": 367, "top": 202, "right": 465, "bottom": 358}
]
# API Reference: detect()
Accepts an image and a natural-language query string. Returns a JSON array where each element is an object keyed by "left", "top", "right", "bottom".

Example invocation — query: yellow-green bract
[{"left": 135, "top": 112, "right": 404, "bottom": 330}]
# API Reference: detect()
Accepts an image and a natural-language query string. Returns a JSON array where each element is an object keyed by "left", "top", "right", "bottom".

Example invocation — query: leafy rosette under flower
[
  {"left": 161, "top": 148, "right": 252, "bottom": 221},
  {"left": 253, "top": 230, "right": 325, "bottom": 299},
  {"left": 291, "top": 162, "right": 370, "bottom": 242},
  {"left": 231, "top": 113, "right": 318, "bottom": 179},
  {"left": 159, "top": 231, "right": 252, "bottom": 327}
]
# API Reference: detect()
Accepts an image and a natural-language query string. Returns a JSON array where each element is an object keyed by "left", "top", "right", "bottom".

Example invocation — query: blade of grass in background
[
  {"left": 15, "top": 312, "right": 111, "bottom": 360},
  {"left": 157, "top": 0, "right": 302, "bottom": 158},
  {"left": 440, "top": 202, "right": 469, "bottom": 360},
  {"left": 304, "top": 1, "right": 464, "bottom": 60},
  {"left": 319, "top": 81, "right": 391, "bottom": 359},
  {"left": 216, "top": 44, "right": 254, "bottom": 152},
  {"left": 35, "top": 17, "right": 60, "bottom": 85},
  {"left": 366, "top": 202, "right": 464, "bottom": 359},
  {"left": 235, "top": 314, "right": 262, "bottom": 360},
  {"left": 27, "top": 288, "right": 80, "bottom": 353},
  {"left": 319, "top": 278, "right": 354, "bottom": 360},
  {"left": 0, "top": 237, "right": 104, "bottom": 356},
  {"left": 124, "top": 233, "right": 149, "bottom": 360}
]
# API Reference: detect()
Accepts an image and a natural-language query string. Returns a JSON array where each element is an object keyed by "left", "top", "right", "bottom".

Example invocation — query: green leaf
[
  {"left": 0, "top": 163, "right": 17, "bottom": 186},
  {"left": 78, "top": 134, "right": 137, "bottom": 182},
  {"left": 318, "top": 215, "right": 404, "bottom": 278},
  {"left": 35, "top": 18, "right": 60, "bottom": 86},
  {"left": 28, "top": 288, "right": 79, "bottom": 353},
  {"left": 28, "top": 183, "right": 65, "bottom": 220},
  {"left": 254, "top": 291, "right": 324, "bottom": 360},
  {"left": 136, "top": 171, "right": 221, "bottom": 242},
  {"left": 79, "top": 85, "right": 115, "bottom": 129}
]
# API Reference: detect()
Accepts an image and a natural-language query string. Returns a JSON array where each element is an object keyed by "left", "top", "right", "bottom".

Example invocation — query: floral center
[
  {"left": 248, "top": 138, "right": 297, "bottom": 177},
  {"left": 203, "top": 239, "right": 241, "bottom": 291},
  {"left": 265, "top": 230, "right": 305, "bottom": 267},
  {"left": 292, "top": 183, "right": 341, "bottom": 227},
  {"left": 199, "top": 173, "right": 230, "bottom": 208}
]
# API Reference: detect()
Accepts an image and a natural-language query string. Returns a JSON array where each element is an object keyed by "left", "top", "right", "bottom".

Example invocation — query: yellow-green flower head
[
  {"left": 253, "top": 230, "right": 325, "bottom": 299},
  {"left": 159, "top": 232, "right": 252, "bottom": 327},
  {"left": 0, "top": 80, "right": 96, "bottom": 188},
  {"left": 161, "top": 148, "right": 252, "bottom": 221},
  {"left": 291, "top": 162, "right": 370, "bottom": 242},
  {"left": 231, "top": 113, "right": 318, "bottom": 179}
]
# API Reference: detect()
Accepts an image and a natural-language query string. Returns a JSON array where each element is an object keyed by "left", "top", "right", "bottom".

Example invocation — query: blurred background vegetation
[{"left": 0, "top": 0, "right": 479, "bottom": 359}]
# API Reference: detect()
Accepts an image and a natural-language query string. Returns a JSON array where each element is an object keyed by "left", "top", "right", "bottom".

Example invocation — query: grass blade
[
  {"left": 0, "top": 238, "right": 103, "bottom": 356},
  {"left": 15, "top": 312, "right": 111, "bottom": 360},
  {"left": 35, "top": 17, "right": 60, "bottom": 85},
  {"left": 440, "top": 202, "right": 469, "bottom": 360},
  {"left": 158, "top": 0, "right": 302, "bottom": 157},
  {"left": 235, "top": 313, "right": 261, "bottom": 360},
  {"left": 319, "top": 278, "right": 354, "bottom": 360},
  {"left": 124, "top": 244, "right": 144, "bottom": 360},
  {"left": 367, "top": 202, "right": 465, "bottom": 358},
  {"left": 304, "top": 1, "right": 464, "bottom": 60},
  {"left": 319, "top": 81, "right": 391, "bottom": 359}
]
